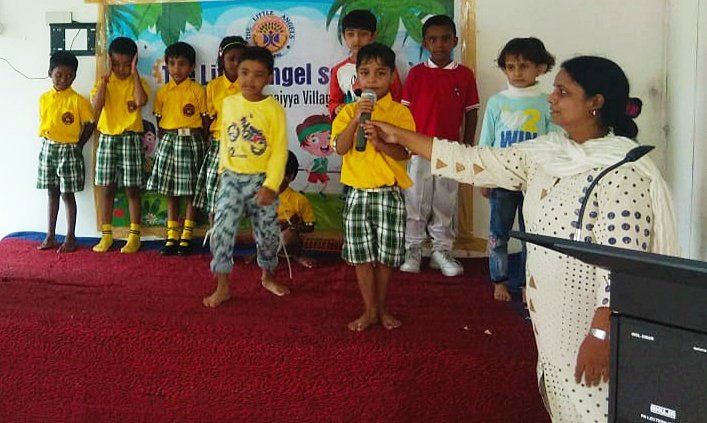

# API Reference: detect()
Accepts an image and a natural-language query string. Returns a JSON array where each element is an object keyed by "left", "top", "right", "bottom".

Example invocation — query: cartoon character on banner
[
  {"left": 296, "top": 114, "right": 334, "bottom": 195},
  {"left": 141, "top": 120, "right": 158, "bottom": 175},
  {"left": 140, "top": 119, "right": 168, "bottom": 225}
]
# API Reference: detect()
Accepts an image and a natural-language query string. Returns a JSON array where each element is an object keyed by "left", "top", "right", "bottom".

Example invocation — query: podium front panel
[
  {"left": 611, "top": 316, "right": 707, "bottom": 422},
  {"left": 611, "top": 272, "right": 707, "bottom": 334}
]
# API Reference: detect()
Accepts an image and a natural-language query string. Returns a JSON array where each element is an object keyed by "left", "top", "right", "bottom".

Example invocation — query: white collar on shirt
[
  {"left": 425, "top": 59, "right": 458, "bottom": 70},
  {"left": 503, "top": 82, "right": 543, "bottom": 98}
]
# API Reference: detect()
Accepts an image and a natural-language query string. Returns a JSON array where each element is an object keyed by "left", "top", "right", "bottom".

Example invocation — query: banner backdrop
[{"left": 101, "top": 0, "right": 454, "bottom": 237}]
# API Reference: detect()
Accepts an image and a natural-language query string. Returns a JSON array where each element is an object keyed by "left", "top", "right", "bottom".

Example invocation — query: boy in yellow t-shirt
[
  {"left": 331, "top": 43, "right": 415, "bottom": 331},
  {"left": 37, "top": 51, "right": 95, "bottom": 253},
  {"left": 203, "top": 47, "right": 289, "bottom": 308},
  {"left": 277, "top": 151, "right": 316, "bottom": 267},
  {"left": 92, "top": 37, "right": 150, "bottom": 254},
  {"left": 146, "top": 41, "right": 208, "bottom": 256}
]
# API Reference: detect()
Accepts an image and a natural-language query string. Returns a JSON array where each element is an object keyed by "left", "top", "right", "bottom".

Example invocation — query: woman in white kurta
[{"left": 364, "top": 56, "right": 679, "bottom": 423}]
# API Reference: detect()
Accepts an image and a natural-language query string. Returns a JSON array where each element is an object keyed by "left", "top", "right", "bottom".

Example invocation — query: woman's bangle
[{"left": 589, "top": 328, "right": 608, "bottom": 341}]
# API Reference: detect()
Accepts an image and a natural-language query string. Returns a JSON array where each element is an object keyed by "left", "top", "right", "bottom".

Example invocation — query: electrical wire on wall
[
  {"left": 67, "top": 27, "right": 85, "bottom": 51},
  {"left": 0, "top": 27, "right": 88, "bottom": 80},
  {"left": 0, "top": 57, "right": 48, "bottom": 80}
]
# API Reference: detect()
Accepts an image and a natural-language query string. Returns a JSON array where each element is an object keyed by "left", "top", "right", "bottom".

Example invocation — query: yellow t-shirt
[
  {"left": 92, "top": 74, "right": 150, "bottom": 135},
  {"left": 206, "top": 75, "right": 241, "bottom": 140},
  {"left": 331, "top": 92, "right": 415, "bottom": 189},
  {"left": 219, "top": 93, "right": 288, "bottom": 192},
  {"left": 278, "top": 187, "right": 316, "bottom": 224},
  {"left": 153, "top": 78, "right": 207, "bottom": 130},
  {"left": 38, "top": 87, "right": 94, "bottom": 144}
]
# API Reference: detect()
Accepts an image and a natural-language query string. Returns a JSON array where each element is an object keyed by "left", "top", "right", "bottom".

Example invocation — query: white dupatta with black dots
[{"left": 515, "top": 132, "right": 680, "bottom": 256}]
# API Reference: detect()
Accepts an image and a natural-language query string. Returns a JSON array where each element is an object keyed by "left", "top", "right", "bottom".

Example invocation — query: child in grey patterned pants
[{"left": 204, "top": 172, "right": 289, "bottom": 307}]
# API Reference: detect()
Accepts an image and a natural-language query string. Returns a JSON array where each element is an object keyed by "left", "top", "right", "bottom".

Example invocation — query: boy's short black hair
[
  {"left": 285, "top": 151, "right": 299, "bottom": 179},
  {"left": 164, "top": 41, "right": 196, "bottom": 65},
  {"left": 422, "top": 15, "right": 456, "bottom": 38},
  {"left": 239, "top": 46, "right": 274, "bottom": 73},
  {"left": 356, "top": 42, "right": 395, "bottom": 71},
  {"left": 49, "top": 50, "right": 78, "bottom": 74},
  {"left": 109, "top": 37, "right": 138, "bottom": 58},
  {"left": 342, "top": 9, "right": 377, "bottom": 33}
]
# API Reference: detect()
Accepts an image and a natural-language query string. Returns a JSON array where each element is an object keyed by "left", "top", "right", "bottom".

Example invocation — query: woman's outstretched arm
[
  {"left": 365, "top": 120, "right": 529, "bottom": 190},
  {"left": 363, "top": 121, "right": 435, "bottom": 160}
]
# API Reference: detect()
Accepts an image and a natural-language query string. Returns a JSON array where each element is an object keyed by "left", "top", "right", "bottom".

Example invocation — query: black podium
[{"left": 511, "top": 231, "right": 707, "bottom": 423}]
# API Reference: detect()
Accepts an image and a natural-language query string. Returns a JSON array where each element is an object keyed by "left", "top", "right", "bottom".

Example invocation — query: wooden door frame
[{"left": 456, "top": 0, "right": 487, "bottom": 252}]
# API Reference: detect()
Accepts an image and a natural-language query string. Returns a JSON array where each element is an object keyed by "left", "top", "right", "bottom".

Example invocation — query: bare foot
[
  {"left": 493, "top": 283, "right": 512, "bottom": 302},
  {"left": 295, "top": 256, "right": 315, "bottom": 268},
  {"left": 37, "top": 237, "right": 58, "bottom": 250},
  {"left": 261, "top": 275, "right": 290, "bottom": 296},
  {"left": 348, "top": 312, "right": 379, "bottom": 332},
  {"left": 202, "top": 288, "right": 232, "bottom": 308},
  {"left": 380, "top": 312, "right": 402, "bottom": 330},
  {"left": 57, "top": 238, "right": 77, "bottom": 253}
]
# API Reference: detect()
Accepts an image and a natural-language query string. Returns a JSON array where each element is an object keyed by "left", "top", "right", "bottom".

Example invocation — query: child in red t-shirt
[{"left": 399, "top": 15, "right": 480, "bottom": 277}]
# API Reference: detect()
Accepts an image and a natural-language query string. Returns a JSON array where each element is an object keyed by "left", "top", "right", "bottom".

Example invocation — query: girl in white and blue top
[{"left": 478, "top": 37, "right": 559, "bottom": 302}]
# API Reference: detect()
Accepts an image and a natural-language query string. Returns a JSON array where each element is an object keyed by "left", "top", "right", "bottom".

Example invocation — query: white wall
[
  {"left": 666, "top": 0, "right": 707, "bottom": 259},
  {"left": 0, "top": 0, "right": 98, "bottom": 238},
  {"left": 696, "top": 3, "right": 707, "bottom": 260},
  {"left": 473, "top": 0, "right": 669, "bottom": 242}
]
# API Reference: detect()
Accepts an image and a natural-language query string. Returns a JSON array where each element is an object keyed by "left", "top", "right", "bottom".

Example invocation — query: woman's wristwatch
[{"left": 589, "top": 328, "right": 608, "bottom": 341}]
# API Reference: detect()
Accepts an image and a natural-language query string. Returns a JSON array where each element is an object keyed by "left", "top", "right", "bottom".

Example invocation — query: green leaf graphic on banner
[
  {"left": 375, "top": 11, "right": 398, "bottom": 47},
  {"left": 132, "top": 4, "right": 162, "bottom": 36},
  {"left": 157, "top": 3, "right": 203, "bottom": 46},
  {"left": 107, "top": 6, "right": 141, "bottom": 37},
  {"left": 401, "top": 11, "right": 423, "bottom": 44},
  {"left": 410, "top": 0, "right": 447, "bottom": 16},
  {"left": 326, "top": 0, "right": 347, "bottom": 29},
  {"left": 326, "top": 0, "right": 453, "bottom": 47},
  {"left": 109, "top": 3, "right": 202, "bottom": 46}
]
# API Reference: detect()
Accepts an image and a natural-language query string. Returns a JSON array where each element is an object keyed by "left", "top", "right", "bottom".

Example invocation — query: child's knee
[
  {"left": 488, "top": 234, "right": 507, "bottom": 249},
  {"left": 60, "top": 192, "right": 76, "bottom": 201},
  {"left": 283, "top": 234, "right": 303, "bottom": 255},
  {"left": 47, "top": 186, "right": 60, "bottom": 197},
  {"left": 125, "top": 186, "right": 141, "bottom": 199},
  {"left": 281, "top": 228, "right": 300, "bottom": 245}
]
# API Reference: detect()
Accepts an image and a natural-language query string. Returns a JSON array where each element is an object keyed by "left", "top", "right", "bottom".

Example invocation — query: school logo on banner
[{"left": 246, "top": 10, "right": 295, "bottom": 57}]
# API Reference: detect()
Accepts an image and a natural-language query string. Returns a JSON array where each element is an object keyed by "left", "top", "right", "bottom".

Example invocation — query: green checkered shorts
[
  {"left": 342, "top": 186, "right": 406, "bottom": 266},
  {"left": 146, "top": 131, "right": 205, "bottom": 196},
  {"left": 36, "top": 139, "right": 85, "bottom": 193},
  {"left": 94, "top": 132, "right": 145, "bottom": 187},
  {"left": 193, "top": 138, "right": 220, "bottom": 213}
]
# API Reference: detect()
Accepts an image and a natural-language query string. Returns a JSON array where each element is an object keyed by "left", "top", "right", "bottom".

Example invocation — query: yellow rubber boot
[
  {"left": 92, "top": 224, "right": 113, "bottom": 253},
  {"left": 120, "top": 223, "right": 142, "bottom": 253}
]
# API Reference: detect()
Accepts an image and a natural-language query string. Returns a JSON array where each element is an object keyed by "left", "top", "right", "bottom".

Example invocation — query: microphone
[
  {"left": 355, "top": 89, "right": 377, "bottom": 152},
  {"left": 575, "top": 145, "right": 655, "bottom": 241}
]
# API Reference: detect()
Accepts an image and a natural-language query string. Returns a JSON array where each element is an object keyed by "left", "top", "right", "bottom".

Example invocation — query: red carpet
[{"left": 0, "top": 238, "right": 549, "bottom": 422}]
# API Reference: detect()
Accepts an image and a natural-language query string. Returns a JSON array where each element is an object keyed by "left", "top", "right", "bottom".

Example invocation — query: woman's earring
[{"left": 591, "top": 109, "right": 598, "bottom": 117}]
